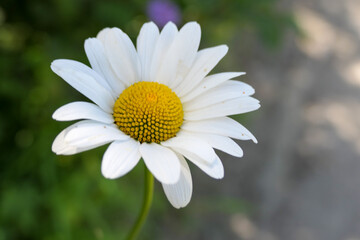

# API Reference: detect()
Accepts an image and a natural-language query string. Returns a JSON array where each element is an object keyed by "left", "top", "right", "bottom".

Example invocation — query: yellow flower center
[{"left": 113, "top": 82, "right": 184, "bottom": 143}]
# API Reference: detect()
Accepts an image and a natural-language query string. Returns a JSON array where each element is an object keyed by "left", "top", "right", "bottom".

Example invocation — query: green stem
[{"left": 125, "top": 166, "right": 154, "bottom": 240}]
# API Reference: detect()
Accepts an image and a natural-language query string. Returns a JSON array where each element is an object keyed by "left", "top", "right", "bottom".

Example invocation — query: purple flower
[{"left": 147, "top": 0, "right": 181, "bottom": 27}]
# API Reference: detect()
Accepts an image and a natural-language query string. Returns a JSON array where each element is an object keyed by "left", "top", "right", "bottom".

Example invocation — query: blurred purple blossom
[{"left": 146, "top": 0, "right": 181, "bottom": 27}]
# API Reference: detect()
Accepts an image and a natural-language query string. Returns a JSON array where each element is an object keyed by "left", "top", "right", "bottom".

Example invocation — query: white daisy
[{"left": 51, "top": 22, "right": 260, "bottom": 208}]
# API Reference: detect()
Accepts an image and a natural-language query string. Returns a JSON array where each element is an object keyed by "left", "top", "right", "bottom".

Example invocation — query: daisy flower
[{"left": 51, "top": 22, "right": 260, "bottom": 209}]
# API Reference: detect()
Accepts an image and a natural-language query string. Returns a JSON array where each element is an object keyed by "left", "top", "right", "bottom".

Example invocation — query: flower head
[
  {"left": 147, "top": 0, "right": 181, "bottom": 27},
  {"left": 51, "top": 22, "right": 260, "bottom": 208}
]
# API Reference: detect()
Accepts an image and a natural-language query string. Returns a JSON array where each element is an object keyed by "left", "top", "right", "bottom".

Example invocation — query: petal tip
[
  {"left": 163, "top": 21, "right": 178, "bottom": 30},
  {"left": 235, "top": 152, "right": 244, "bottom": 158},
  {"left": 101, "top": 165, "right": 117, "bottom": 180},
  {"left": 102, "top": 174, "right": 117, "bottom": 180},
  {"left": 52, "top": 111, "right": 58, "bottom": 120},
  {"left": 50, "top": 60, "right": 60, "bottom": 72},
  {"left": 216, "top": 172, "right": 224, "bottom": 179},
  {"left": 51, "top": 141, "right": 66, "bottom": 155},
  {"left": 220, "top": 45, "right": 229, "bottom": 55}
]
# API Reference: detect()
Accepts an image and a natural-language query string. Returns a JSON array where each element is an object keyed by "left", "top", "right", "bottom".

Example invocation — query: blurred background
[{"left": 1, "top": 0, "right": 359, "bottom": 239}]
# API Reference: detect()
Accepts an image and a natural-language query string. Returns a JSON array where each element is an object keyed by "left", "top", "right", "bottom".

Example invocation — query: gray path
[{"left": 232, "top": 0, "right": 360, "bottom": 239}]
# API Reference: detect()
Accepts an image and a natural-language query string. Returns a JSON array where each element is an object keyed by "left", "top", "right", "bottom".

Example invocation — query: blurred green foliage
[{"left": 0, "top": 0, "right": 293, "bottom": 239}]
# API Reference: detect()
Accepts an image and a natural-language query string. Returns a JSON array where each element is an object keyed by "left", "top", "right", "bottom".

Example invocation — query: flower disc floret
[{"left": 113, "top": 82, "right": 184, "bottom": 143}]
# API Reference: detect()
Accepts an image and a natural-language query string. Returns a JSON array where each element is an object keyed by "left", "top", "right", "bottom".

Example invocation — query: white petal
[
  {"left": 180, "top": 131, "right": 243, "bottom": 157},
  {"left": 161, "top": 134, "right": 217, "bottom": 164},
  {"left": 139, "top": 143, "right": 180, "bottom": 184},
  {"left": 52, "top": 101, "right": 114, "bottom": 123},
  {"left": 189, "top": 153, "right": 224, "bottom": 179},
  {"left": 84, "top": 38, "right": 125, "bottom": 97},
  {"left": 162, "top": 154, "right": 192, "bottom": 208},
  {"left": 150, "top": 22, "right": 178, "bottom": 83},
  {"left": 181, "top": 72, "right": 246, "bottom": 103},
  {"left": 156, "top": 22, "right": 201, "bottom": 87},
  {"left": 167, "top": 22, "right": 201, "bottom": 89},
  {"left": 52, "top": 121, "right": 113, "bottom": 155},
  {"left": 51, "top": 60, "right": 115, "bottom": 113},
  {"left": 181, "top": 117, "right": 258, "bottom": 143},
  {"left": 137, "top": 22, "right": 159, "bottom": 82},
  {"left": 175, "top": 45, "right": 228, "bottom": 97},
  {"left": 64, "top": 120, "right": 129, "bottom": 148},
  {"left": 165, "top": 139, "right": 224, "bottom": 179},
  {"left": 101, "top": 139, "right": 141, "bottom": 179},
  {"left": 184, "top": 97, "right": 260, "bottom": 120},
  {"left": 53, "top": 126, "right": 73, "bottom": 155},
  {"left": 161, "top": 134, "right": 224, "bottom": 179},
  {"left": 184, "top": 80, "right": 255, "bottom": 111},
  {"left": 176, "top": 22, "right": 201, "bottom": 68},
  {"left": 153, "top": 39, "right": 178, "bottom": 86},
  {"left": 104, "top": 28, "right": 141, "bottom": 86},
  {"left": 96, "top": 28, "right": 111, "bottom": 44}
]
